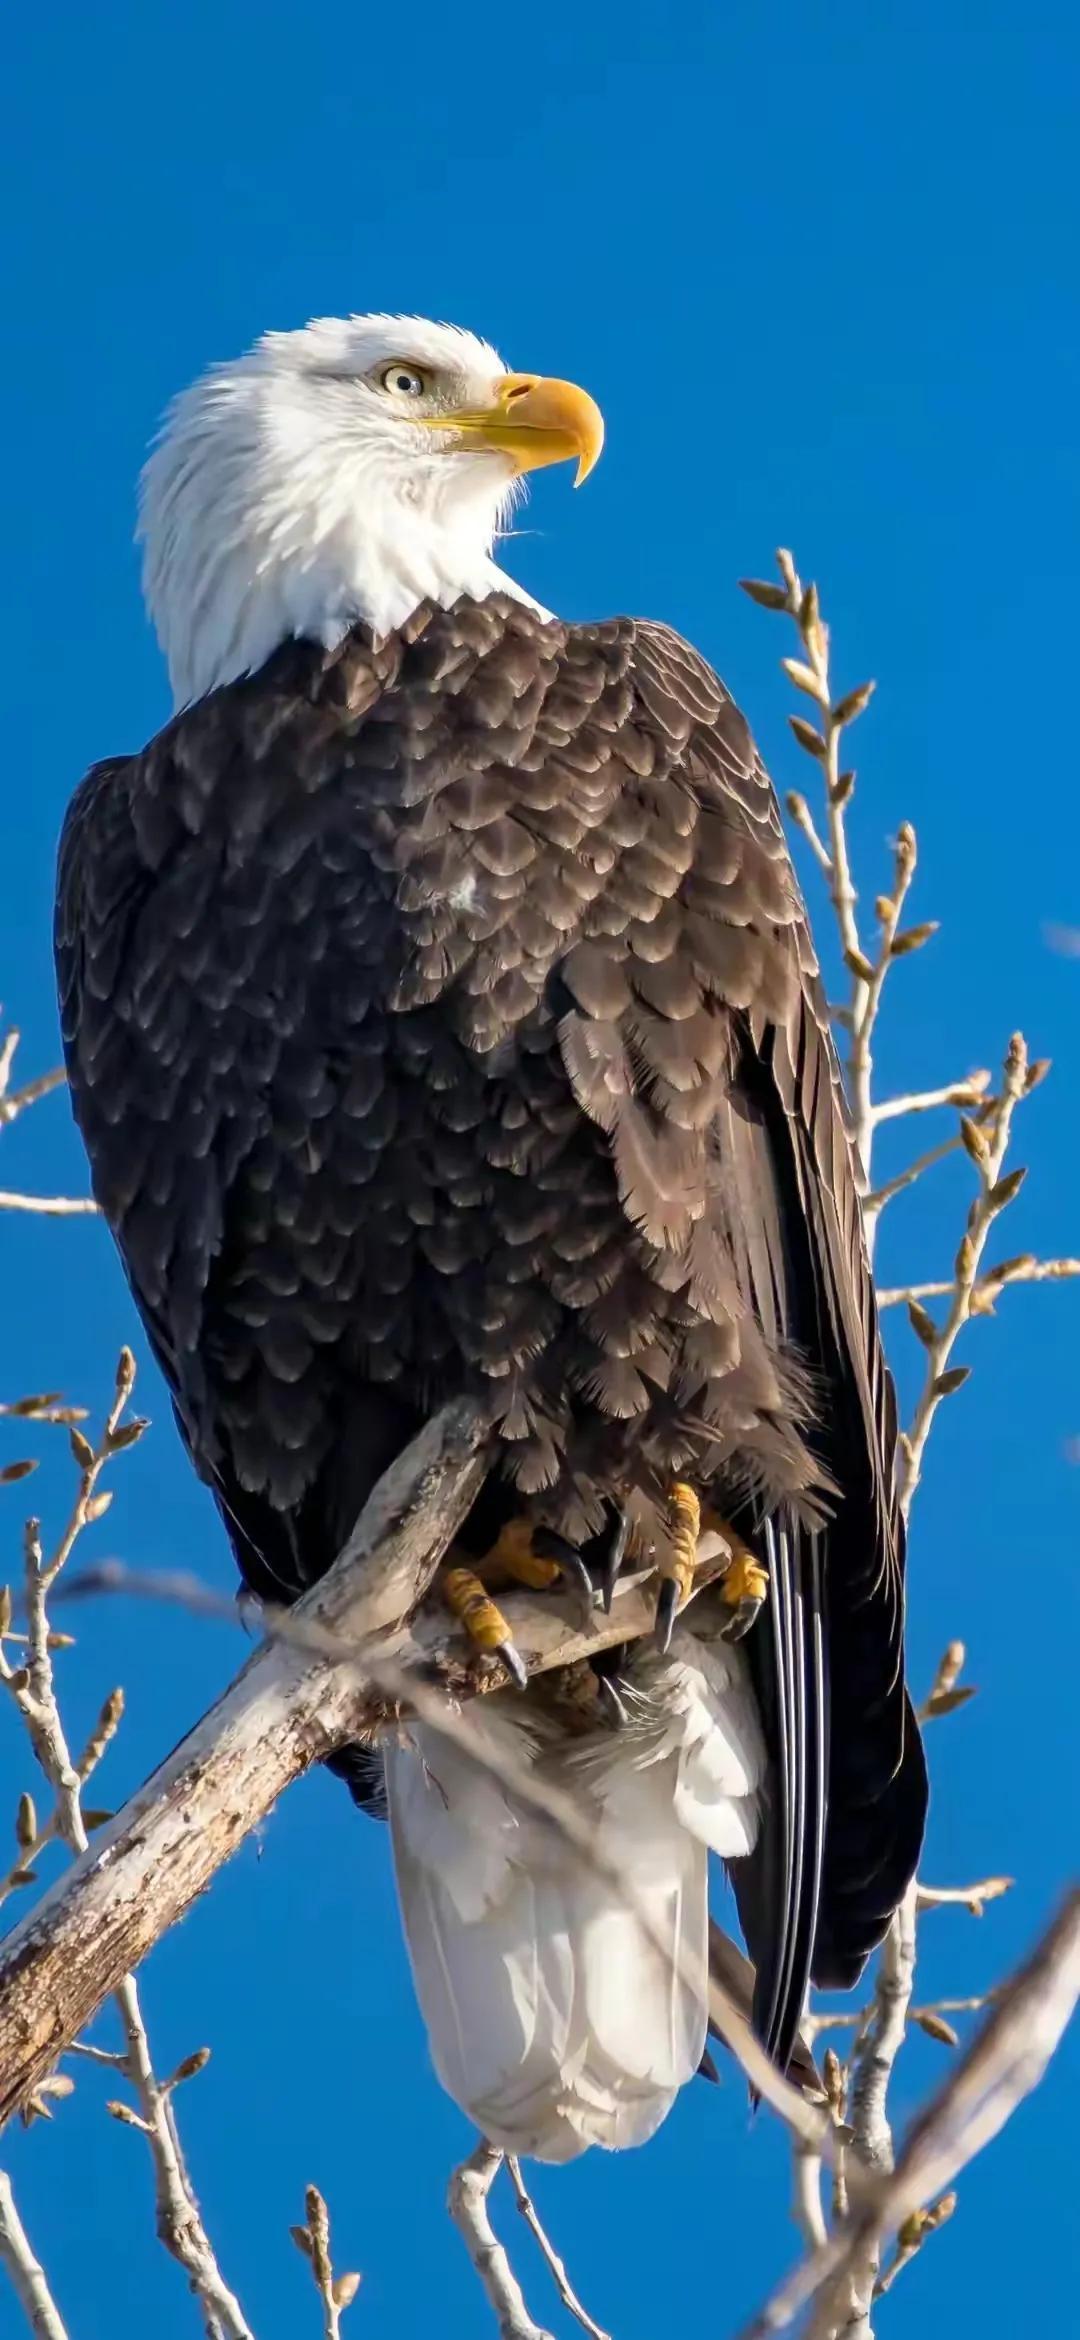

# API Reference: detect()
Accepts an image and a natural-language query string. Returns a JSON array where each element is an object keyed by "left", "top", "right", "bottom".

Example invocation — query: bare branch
[
  {"left": 879, "top": 1257, "right": 1080, "bottom": 1309},
  {"left": 791, "top": 2142, "right": 829, "bottom": 2251},
  {"left": 848, "top": 1888, "right": 918, "bottom": 2177},
  {"left": 0, "top": 1396, "right": 491, "bottom": 2131},
  {"left": 0, "top": 1056, "right": 67, "bottom": 1131},
  {"left": 738, "top": 1889, "right": 1080, "bottom": 2340},
  {"left": 0, "top": 2171, "right": 69, "bottom": 2340},
  {"left": 873, "top": 2189, "right": 957, "bottom": 2300},
  {"left": 743, "top": 557, "right": 881, "bottom": 1178},
  {"left": 827, "top": 1884, "right": 918, "bottom": 2328},
  {"left": 863, "top": 1130, "right": 968, "bottom": 1220},
  {"left": 290, "top": 2184, "right": 361, "bottom": 2339},
  {"left": 899, "top": 1034, "right": 1032, "bottom": 1516},
  {"left": 784, "top": 791, "right": 832, "bottom": 875},
  {"left": 0, "top": 1368, "right": 253, "bottom": 2340},
  {"left": 448, "top": 2145, "right": 554, "bottom": 2340},
  {"left": 870, "top": 1074, "right": 992, "bottom": 1126},
  {"left": 506, "top": 2160, "right": 611, "bottom": 2340},
  {"left": 110, "top": 1979, "right": 252, "bottom": 2340},
  {"left": 917, "top": 1879, "right": 1014, "bottom": 1917},
  {"left": 0, "top": 1194, "right": 99, "bottom": 1217}
]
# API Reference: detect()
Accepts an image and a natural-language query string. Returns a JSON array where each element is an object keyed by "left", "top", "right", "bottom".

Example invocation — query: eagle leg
[
  {"left": 441, "top": 1563, "right": 529, "bottom": 1691},
  {"left": 470, "top": 1517, "right": 594, "bottom": 1623},
  {"left": 654, "top": 1481, "right": 701, "bottom": 1654},
  {"left": 700, "top": 1508, "right": 770, "bottom": 1644},
  {"left": 439, "top": 1516, "right": 596, "bottom": 1688}
]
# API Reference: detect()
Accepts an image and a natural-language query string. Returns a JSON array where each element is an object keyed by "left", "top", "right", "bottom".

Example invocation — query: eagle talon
[
  {"left": 600, "top": 1508, "right": 632, "bottom": 1614},
  {"left": 654, "top": 1481, "right": 701, "bottom": 1649},
  {"left": 441, "top": 1564, "right": 529, "bottom": 1692},
  {"left": 653, "top": 1574, "right": 681, "bottom": 1653},
  {"left": 718, "top": 1546, "right": 769, "bottom": 1643},
  {"left": 496, "top": 1639, "right": 530, "bottom": 1692},
  {"left": 531, "top": 1529, "right": 597, "bottom": 1619}
]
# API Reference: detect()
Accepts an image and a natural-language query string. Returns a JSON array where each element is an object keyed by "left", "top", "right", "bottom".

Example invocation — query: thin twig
[
  {"left": 0, "top": 1356, "right": 253, "bottom": 2340},
  {"left": 917, "top": 1879, "right": 1014, "bottom": 1917},
  {"left": 879, "top": 1257, "right": 1080, "bottom": 1308},
  {"left": 0, "top": 1058, "right": 67, "bottom": 1130},
  {"left": 870, "top": 1075, "right": 992, "bottom": 1126},
  {"left": 506, "top": 2160, "right": 612, "bottom": 2340},
  {"left": 791, "top": 2142, "right": 829, "bottom": 2251},
  {"left": 0, "top": 1194, "right": 99, "bottom": 1216},
  {"left": 0, "top": 2171, "right": 69, "bottom": 2340},
  {"left": 864, "top": 1130, "right": 968, "bottom": 1221},
  {"left": 899, "top": 1033, "right": 1031, "bottom": 1516},
  {"left": 738, "top": 1889, "right": 1080, "bottom": 2340},
  {"left": 290, "top": 2185, "right": 360, "bottom": 2339}
]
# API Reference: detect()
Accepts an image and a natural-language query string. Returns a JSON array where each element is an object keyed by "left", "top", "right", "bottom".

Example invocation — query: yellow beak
[{"left": 423, "top": 373, "right": 604, "bottom": 486}]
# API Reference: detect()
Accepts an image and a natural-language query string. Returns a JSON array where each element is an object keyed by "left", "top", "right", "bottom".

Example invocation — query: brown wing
[
  {"left": 56, "top": 597, "right": 926, "bottom": 2065},
  {"left": 549, "top": 617, "right": 927, "bottom": 2055}
]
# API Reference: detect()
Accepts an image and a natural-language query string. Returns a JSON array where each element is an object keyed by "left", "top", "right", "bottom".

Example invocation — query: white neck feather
[{"left": 139, "top": 337, "right": 545, "bottom": 708}]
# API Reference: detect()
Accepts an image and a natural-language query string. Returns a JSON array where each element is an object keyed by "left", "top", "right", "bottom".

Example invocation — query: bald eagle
[{"left": 56, "top": 314, "right": 926, "bottom": 2163}]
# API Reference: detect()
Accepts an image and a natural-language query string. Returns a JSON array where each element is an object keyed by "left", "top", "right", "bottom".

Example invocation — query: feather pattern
[
  {"left": 383, "top": 1624, "right": 762, "bottom": 2159},
  {"left": 56, "top": 593, "right": 927, "bottom": 2115}
]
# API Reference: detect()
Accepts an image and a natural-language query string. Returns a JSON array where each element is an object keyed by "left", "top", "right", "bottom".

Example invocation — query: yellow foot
[
  {"left": 474, "top": 1517, "right": 597, "bottom": 1618},
  {"left": 441, "top": 1565, "right": 528, "bottom": 1690},
  {"left": 477, "top": 1517, "right": 561, "bottom": 1592},
  {"left": 717, "top": 1537, "right": 768, "bottom": 1643},
  {"left": 655, "top": 1482, "right": 701, "bottom": 1652}
]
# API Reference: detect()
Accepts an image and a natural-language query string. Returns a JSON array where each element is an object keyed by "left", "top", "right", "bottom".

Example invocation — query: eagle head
[{"left": 139, "top": 313, "right": 603, "bottom": 708}]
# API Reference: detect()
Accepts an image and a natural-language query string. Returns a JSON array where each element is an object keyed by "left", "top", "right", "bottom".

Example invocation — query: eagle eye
[{"left": 379, "top": 363, "right": 428, "bottom": 399}]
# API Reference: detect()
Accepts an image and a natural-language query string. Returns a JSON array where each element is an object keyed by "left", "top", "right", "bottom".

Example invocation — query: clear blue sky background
[{"left": 2, "top": 4, "right": 1078, "bottom": 2335}]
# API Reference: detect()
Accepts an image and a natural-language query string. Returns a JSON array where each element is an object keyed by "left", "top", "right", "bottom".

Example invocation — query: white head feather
[{"left": 139, "top": 314, "right": 544, "bottom": 708}]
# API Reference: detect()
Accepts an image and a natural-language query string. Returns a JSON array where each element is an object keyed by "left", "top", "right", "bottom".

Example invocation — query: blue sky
[{"left": 2, "top": 2, "right": 1078, "bottom": 2334}]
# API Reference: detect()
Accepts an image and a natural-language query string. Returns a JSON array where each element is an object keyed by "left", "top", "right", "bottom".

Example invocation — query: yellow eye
[{"left": 380, "top": 363, "right": 427, "bottom": 398}]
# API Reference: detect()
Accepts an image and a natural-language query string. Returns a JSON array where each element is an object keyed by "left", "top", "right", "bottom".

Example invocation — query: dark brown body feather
[{"left": 55, "top": 595, "right": 926, "bottom": 2051}]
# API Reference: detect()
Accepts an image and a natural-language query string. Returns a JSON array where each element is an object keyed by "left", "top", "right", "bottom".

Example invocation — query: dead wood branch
[{"left": 0, "top": 1397, "right": 490, "bottom": 2131}]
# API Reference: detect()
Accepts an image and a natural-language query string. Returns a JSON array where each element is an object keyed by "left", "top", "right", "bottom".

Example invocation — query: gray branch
[{"left": 0, "top": 1398, "right": 491, "bottom": 2132}]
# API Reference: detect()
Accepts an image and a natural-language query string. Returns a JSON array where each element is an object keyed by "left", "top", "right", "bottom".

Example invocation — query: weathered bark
[
  {"left": 0, "top": 1400, "right": 488, "bottom": 2127},
  {"left": 0, "top": 1399, "right": 678, "bottom": 2131}
]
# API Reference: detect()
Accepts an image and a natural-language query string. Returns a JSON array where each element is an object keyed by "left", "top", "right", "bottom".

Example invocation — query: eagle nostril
[{"left": 502, "top": 375, "right": 539, "bottom": 404}]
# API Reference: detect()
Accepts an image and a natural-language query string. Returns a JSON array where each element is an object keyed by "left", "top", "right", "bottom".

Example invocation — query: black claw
[
  {"left": 697, "top": 2046, "right": 721, "bottom": 2085},
  {"left": 654, "top": 1575, "right": 679, "bottom": 1653},
  {"left": 497, "top": 1640, "right": 529, "bottom": 1692},
  {"left": 533, "top": 1529, "right": 595, "bottom": 1608},
  {"left": 600, "top": 1509, "right": 631, "bottom": 1614},
  {"left": 597, "top": 1675, "right": 630, "bottom": 1730},
  {"left": 720, "top": 1598, "right": 761, "bottom": 1645}
]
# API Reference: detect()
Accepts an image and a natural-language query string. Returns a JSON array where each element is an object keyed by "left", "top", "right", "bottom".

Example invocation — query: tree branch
[
  {"left": 899, "top": 1034, "right": 1032, "bottom": 1516},
  {"left": 448, "top": 2145, "right": 555, "bottom": 2340},
  {"left": 506, "top": 2159, "right": 612, "bottom": 2340},
  {"left": 0, "top": 2172, "right": 69, "bottom": 2340},
  {"left": 0, "top": 1194, "right": 99, "bottom": 1218},
  {"left": 0, "top": 1397, "right": 491, "bottom": 2132},
  {"left": 739, "top": 1889, "right": 1080, "bottom": 2340}
]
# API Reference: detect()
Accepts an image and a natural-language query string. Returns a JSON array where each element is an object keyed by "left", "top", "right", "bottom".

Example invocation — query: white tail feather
[{"left": 382, "top": 1621, "right": 763, "bottom": 2162}]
